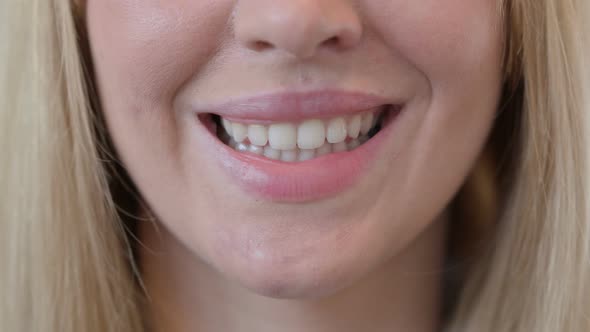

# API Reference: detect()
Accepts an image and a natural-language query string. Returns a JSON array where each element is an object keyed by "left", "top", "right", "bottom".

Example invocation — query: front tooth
[
  {"left": 348, "top": 115, "right": 361, "bottom": 138},
  {"left": 222, "top": 118, "right": 234, "bottom": 136},
  {"left": 248, "top": 124, "right": 268, "bottom": 146},
  {"left": 297, "top": 119, "right": 325, "bottom": 149},
  {"left": 360, "top": 113, "right": 374, "bottom": 135},
  {"left": 232, "top": 123, "right": 248, "bottom": 142},
  {"left": 316, "top": 142, "right": 332, "bottom": 156},
  {"left": 332, "top": 142, "right": 348, "bottom": 152},
  {"left": 280, "top": 149, "right": 298, "bottom": 162},
  {"left": 326, "top": 117, "right": 347, "bottom": 143},
  {"left": 263, "top": 146, "right": 281, "bottom": 160},
  {"left": 269, "top": 123, "right": 297, "bottom": 150},
  {"left": 298, "top": 149, "right": 315, "bottom": 161}
]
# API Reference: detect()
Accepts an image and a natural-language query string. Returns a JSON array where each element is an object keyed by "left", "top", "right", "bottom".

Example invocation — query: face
[{"left": 86, "top": 0, "right": 503, "bottom": 298}]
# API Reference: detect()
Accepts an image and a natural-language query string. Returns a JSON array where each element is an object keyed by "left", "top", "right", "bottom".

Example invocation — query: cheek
[
  {"left": 364, "top": 0, "right": 504, "bottom": 236},
  {"left": 85, "top": 1, "right": 237, "bottom": 230},
  {"left": 369, "top": 0, "right": 503, "bottom": 87},
  {"left": 368, "top": 0, "right": 504, "bottom": 164},
  {"left": 86, "top": 0, "right": 233, "bottom": 106}
]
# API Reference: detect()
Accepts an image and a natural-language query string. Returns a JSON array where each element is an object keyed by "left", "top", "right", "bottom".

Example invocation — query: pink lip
[
  {"left": 193, "top": 89, "right": 396, "bottom": 123},
  {"left": 194, "top": 90, "right": 402, "bottom": 203}
]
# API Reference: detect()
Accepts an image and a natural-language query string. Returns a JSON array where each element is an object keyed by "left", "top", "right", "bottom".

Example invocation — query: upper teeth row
[{"left": 220, "top": 111, "right": 377, "bottom": 150}]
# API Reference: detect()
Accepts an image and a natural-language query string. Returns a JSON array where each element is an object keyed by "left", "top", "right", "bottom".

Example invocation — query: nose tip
[{"left": 233, "top": 0, "right": 363, "bottom": 59}]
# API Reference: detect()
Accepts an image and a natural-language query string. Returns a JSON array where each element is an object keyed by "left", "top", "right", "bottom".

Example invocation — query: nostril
[
  {"left": 250, "top": 40, "right": 274, "bottom": 52},
  {"left": 323, "top": 36, "right": 340, "bottom": 47},
  {"left": 233, "top": 1, "right": 363, "bottom": 59}
]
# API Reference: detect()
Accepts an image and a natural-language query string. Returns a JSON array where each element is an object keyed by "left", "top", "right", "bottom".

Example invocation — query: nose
[{"left": 233, "top": 0, "right": 363, "bottom": 59}]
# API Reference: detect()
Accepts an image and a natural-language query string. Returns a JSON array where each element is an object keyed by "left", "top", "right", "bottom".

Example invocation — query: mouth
[
  {"left": 192, "top": 90, "right": 403, "bottom": 202},
  {"left": 202, "top": 105, "right": 391, "bottom": 162}
]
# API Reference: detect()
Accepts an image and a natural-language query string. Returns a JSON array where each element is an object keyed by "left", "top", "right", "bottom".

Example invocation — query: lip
[
  {"left": 193, "top": 90, "right": 403, "bottom": 203},
  {"left": 192, "top": 89, "right": 396, "bottom": 123}
]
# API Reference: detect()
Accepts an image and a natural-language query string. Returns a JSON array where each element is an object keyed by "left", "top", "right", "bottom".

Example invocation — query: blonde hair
[{"left": 1, "top": 1, "right": 588, "bottom": 331}]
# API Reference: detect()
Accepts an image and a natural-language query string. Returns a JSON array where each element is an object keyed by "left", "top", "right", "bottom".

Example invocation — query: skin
[{"left": 85, "top": 1, "right": 503, "bottom": 331}]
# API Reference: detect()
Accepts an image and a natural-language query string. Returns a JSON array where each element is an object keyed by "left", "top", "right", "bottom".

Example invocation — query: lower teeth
[{"left": 226, "top": 136, "right": 371, "bottom": 162}]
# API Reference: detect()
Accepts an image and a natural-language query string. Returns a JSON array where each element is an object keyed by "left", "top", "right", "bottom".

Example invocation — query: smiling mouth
[
  {"left": 201, "top": 104, "right": 395, "bottom": 163},
  {"left": 191, "top": 90, "right": 403, "bottom": 202}
]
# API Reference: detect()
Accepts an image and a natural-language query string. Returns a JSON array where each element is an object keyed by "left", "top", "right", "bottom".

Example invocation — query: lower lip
[{"left": 198, "top": 108, "right": 400, "bottom": 203}]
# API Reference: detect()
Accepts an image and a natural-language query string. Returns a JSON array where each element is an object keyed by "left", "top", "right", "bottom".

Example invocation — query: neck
[{"left": 138, "top": 214, "right": 448, "bottom": 332}]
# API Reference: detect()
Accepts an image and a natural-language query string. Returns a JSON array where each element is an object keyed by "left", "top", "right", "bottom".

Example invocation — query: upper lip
[{"left": 192, "top": 89, "right": 397, "bottom": 123}]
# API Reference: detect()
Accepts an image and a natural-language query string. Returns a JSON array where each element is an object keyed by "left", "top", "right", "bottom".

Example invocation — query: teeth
[
  {"left": 232, "top": 123, "right": 248, "bottom": 143},
  {"left": 269, "top": 123, "right": 298, "bottom": 150},
  {"left": 297, "top": 119, "right": 325, "bottom": 149},
  {"left": 222, "top": 119, "right": 233, "bottom": 136},
  {"left": 228, "top": 138, "right": 237, "bottom": 149},
  {"left": 332, "top": 141, "right": 348, "bottom": 153},
  {"left": 326, "top": 117, "right": 347, "bottom": 143},
  {"left": 263, "top": 146, "right": 281, "bottom": 160},
  {"left": 248, "top": 144, "right": 264, "bottom": 155},
  {"left": 217, "top": 108, "right": 384, "bottom": 162},
  {"left": 280, "top": 149, "right": 298, "bottom": 162},
  {"left": 248, "top": 124, "right": 268, "bottom": 146},
  {"left": 347, "top": 139, "right": 360, "bottom": 150},
  {"left": 298, "top": 149, "right": 316, "bottom": 161},
  {"left": 236, "top": 142, "right": 249, "bottom": 152},
  {"left": 347, "top": 115, "right": 361, "bottom": 139},
  {"left": 225, "top": 140, "right": 371, "bottom": 163},
  {"left": 316, "top": 142, "right": 332, "bottom": 156},
  {"left": 360, "top": 113, "right": 374, "bottom": 135}
]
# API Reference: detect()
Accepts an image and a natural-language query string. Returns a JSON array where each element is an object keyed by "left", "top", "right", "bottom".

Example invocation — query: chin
[{"left": 204, "top": 217, "right": 379, "bottom": 300}]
